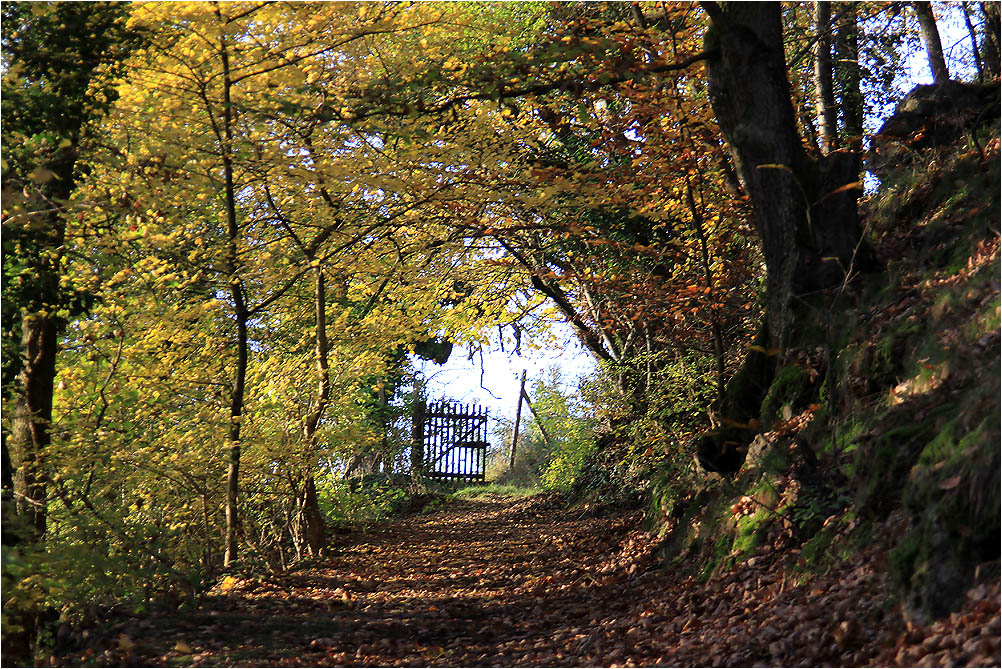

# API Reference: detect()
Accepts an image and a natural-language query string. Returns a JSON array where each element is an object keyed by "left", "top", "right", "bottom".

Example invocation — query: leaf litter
[{"left": 49, "top": 494, "right": 999, "bottom": 667}]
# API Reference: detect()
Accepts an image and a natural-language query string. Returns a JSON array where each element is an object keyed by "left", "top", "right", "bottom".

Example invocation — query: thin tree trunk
[
  {"left": 685, "top": 180, "right": 726, "bottom": 408},
  {"left": 813, "top": 2, "right": 838, "bottom": 154},
  {"left": 912, "top": 2, "right": 951, "bottom": 83},
  {"left": 521, "top": 388, "right": 553, "bottom": 447},
  {"left": 980, "top": 2, "right": 1001, "bottom": 78},
  {"left": 299, "top": 266, "right": 329, "bottom": 555},
  {"left": 961, "top": 2, "right": 985, "bottom": 82},
  {"left": 219, "top": 38, "right": 248, "bottom": 570},
  {"left": 835, "top": 4, "right": 864, "bottom": 158}
]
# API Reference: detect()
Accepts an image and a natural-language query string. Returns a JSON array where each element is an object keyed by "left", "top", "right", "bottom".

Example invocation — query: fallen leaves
[{"left": 49, "top": 495, "right": 1001, "bottom": 668}]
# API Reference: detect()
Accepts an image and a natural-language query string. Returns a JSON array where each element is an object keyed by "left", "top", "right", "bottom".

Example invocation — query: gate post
[{"left": 411, "top": 398, "right": 425, "bottom": 477}]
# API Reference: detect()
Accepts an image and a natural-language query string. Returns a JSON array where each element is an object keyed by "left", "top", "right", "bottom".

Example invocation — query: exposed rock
[{"left": 869, "top": 81, "right": 1000, "bottom": 180}]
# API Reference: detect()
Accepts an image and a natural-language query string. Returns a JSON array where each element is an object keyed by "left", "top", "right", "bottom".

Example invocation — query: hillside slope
[{"left": 647, "top": 80, "right": 1000, "bottom": 637}]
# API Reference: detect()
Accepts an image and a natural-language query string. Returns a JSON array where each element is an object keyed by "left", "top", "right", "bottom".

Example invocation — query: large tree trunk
[
  {"left": 698, "top": 2, "right": 867, "bottom": 469},
  {"left": 813, "top": 2, "right": 839, "bottom": 154},
  {"left": 912, "top": 2, "right": 951, "bottom": 84},
  {"left": 702, "top": 2, "right": 810, "bottom": 349},
  {"left": 704, "top": 1, "right": 866, "bottom": 344},
  {"left": 7, "top": 152, "right": 75, "bottom": 542}
]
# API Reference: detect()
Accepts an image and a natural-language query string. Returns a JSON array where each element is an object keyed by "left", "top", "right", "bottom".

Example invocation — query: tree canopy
[{"left": 2, "top": 1, "right": 998, "bottom": 638}]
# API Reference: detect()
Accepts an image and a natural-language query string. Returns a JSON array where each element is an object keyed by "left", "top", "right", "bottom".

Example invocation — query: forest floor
[{"left": 50, "top": 494, "right": 999, "bottom": 668}]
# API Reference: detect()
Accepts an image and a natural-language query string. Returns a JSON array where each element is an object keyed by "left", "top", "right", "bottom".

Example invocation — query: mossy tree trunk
[{"left": 697, "top": 1, "right": 868, "bottom": 470}]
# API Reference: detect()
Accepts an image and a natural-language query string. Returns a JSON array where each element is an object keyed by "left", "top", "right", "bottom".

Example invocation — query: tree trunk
[
  {"left": 981, "top": 2, "right": 1001, "bottom": 78},
  {"left": 9, "top": 314, "right": 60, "bottom": 540},
  {"left": 699, "top": 2, "right": 867, "bottom": 469},
  {"left": 219, "top": 39, "right": 248, "bottom": 570},
  {"left": 299, "top": 266, "right": 329, "bottom": 556},
  {"left": 835, "top": 3, "right": 863, "bottom": 158},
  {"left": 913, "top": 2, "right": 951, "bottom": 83},
  {"left": 702, "top": 2, "right": 810, "bottom": 349},
  {"left": 961, "top": 3, "right": 986, "bottom": 82},
  {"left": 813, "top": 2, "right": 839, "bottom": 154},
  {"left": 685, "top": 180, "right": 727, "bottom": 408},
  {"left": 704, "top": 2, "right": 866, "bottom": 344}
]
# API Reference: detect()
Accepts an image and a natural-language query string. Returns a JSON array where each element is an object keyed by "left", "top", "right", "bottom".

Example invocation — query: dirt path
[{"left": 53, "top": 494, "right": 999, "bottom": 667}]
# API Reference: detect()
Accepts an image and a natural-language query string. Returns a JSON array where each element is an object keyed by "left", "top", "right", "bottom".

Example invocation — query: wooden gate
[{"left": 416, "top": 400, "right": 489, "bottom": 481}]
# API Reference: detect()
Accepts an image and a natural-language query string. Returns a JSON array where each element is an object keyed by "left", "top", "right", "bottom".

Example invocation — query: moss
[
  {"left": 800, "top": 525, "right": 837, "bottom": 572},
  {"left": 760, "top": 365, "right": 810, "bottom": 426},
  {"left": 699, "top": 534, "right": 734, "bottom": 582},
  {"left": 914, "top": 418, "right": 959, "bottom": 468},
  {"left": 723, "top": 321, "right": 776, "bottom": 422},
  {"left": 855, "top": 418, "right": 938, "bottom": 513},
  {"left": 732, "top": 509, "right": 768, "bottom": 556},
  {"left": 874, "top": 319, "right": 922, "bottom": 382}
]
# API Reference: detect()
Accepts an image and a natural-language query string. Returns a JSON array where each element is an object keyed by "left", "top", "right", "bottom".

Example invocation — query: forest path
[{"left": 57, "top": 494, "right": 999, "bottom": 667}]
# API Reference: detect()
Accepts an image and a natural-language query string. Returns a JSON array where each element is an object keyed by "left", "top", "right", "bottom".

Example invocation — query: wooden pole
[
  {"left": 410, "top": 395, "right": 425, "bottom": 477},
  {"left": 509, "top": 370, "right": 527, "bottom": 470},
  {"left": 522, "top": 390, "right": 553, "bottom": 447}
]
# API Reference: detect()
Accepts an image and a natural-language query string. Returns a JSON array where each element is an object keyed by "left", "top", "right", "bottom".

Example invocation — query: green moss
[
  {"left": 874, "top": 319, "right": 922, "bottom": 380},
  {"left": 915, "top": 418, "right": 959, "bottom": 468},
  {"left": 760, "top": 365, "right": 810, "bottom": 426},
  {"left": 800, "top": 525, "right": 837, "bottom": 571},
  {"left": 699, "top": 534, "right": 734, "bottom": 581},
  {"left": 732, "top": 509, "right": 768, "bottom": 556}
]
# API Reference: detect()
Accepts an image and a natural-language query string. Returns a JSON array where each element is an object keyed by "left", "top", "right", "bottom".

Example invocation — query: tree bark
[
  {"left": 219, "top": 36, "right": 248, "bottom": 570},
  {"left": 980, "top": 2, "right": 1001, "bottom": 78},
  {"left": 10, "top": 314, "right": 60, "bottom": 539},
  {"left": 912, "top": 2, "right": 951, "bottom": 84},
  {"left": 699, "top": 2, "right": 868, "bottom": 470},
  {"left": 702, "top": 2, "right": 810, "bottom": 349},
  {"left": 813, "top": 2, "right": 839, "bottom": 154},
  {"left": 835, "top": 3, "right": 863, "bottom": 157},
  {"left": 703, "top": 2, "right": 865, "bottom": 345},
  {"left": 299, "top": 266, "right": 329, "bottom": 556},
  {"left": 7, "top": 152, "right": 75, "bottom": 543},
  {"left": 961, "top": 2, "right": 986, "bottom": 82}
]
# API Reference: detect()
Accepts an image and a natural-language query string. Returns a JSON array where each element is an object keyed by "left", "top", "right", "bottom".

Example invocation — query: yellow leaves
[
  {"left": 755, "top": 163, "right": 793, "bottom": 173},
  {"left": 27, "top": 167, "right": 58, "bottom": 184}
]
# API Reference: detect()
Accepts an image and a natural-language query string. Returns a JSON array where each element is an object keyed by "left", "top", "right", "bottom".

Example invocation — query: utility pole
[
  {"left": 410, "top": 377, "right": 425, "bottom": 479},
  {"left": 509, "top": 370, "right": 527, "bottom": 470},
  {"left": 522, "top": 390, "right": 553, "bottom": 447}
]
